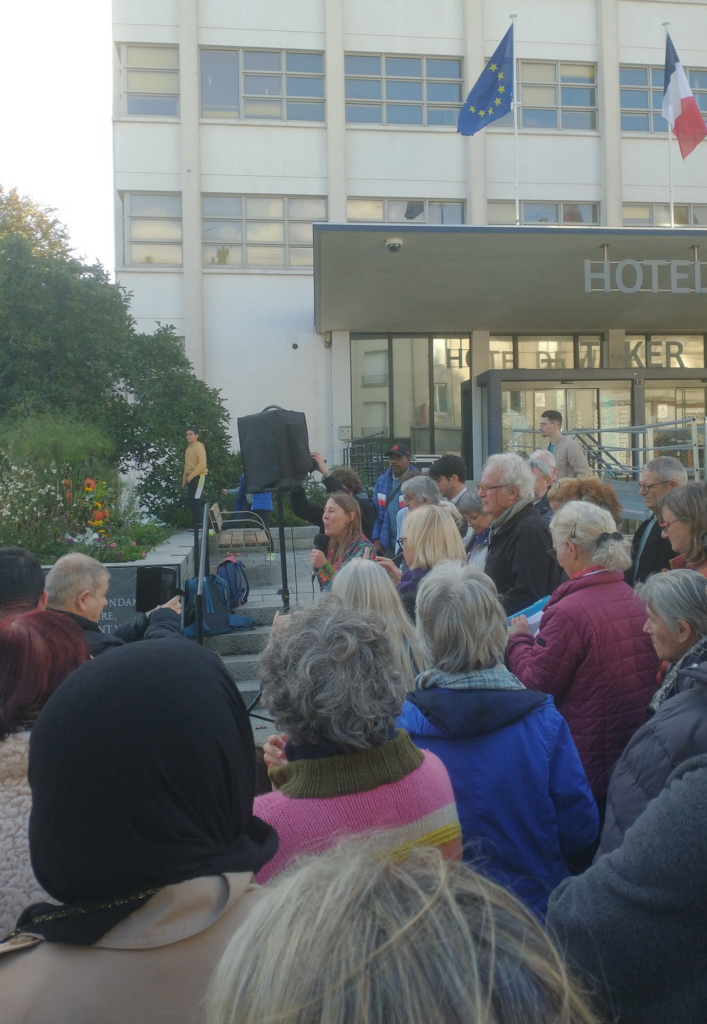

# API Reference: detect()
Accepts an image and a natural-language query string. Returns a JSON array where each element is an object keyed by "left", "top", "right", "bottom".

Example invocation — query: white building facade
[{"left": 112, "top": 0, "right": 707, "bottom": 471}]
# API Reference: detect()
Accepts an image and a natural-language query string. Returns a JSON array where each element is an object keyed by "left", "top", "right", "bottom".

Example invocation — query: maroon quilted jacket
[{"left": 506, "top": 569, "right": 658, "bottom": 798}]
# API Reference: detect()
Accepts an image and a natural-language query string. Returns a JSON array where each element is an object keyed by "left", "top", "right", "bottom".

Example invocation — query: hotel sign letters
[{"left": 584, "top": 259, "right": 707, "bottom": 294}]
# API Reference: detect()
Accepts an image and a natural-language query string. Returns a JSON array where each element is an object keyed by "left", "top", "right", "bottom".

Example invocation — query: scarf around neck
[
  {"left": 16, "top": 639, "right": 277, "bottom": 945},
  {"left": 415, "top": 666, "right": 525, "bottom": 692},
  {"left": 490, "top": 494, "right": 534, "bottom": 536},
  {"left": 649, "top": 633, "right": 707, "bottom": 714},
  {"left": 397, "top": 566, "right": 430, "bottom": 594}
]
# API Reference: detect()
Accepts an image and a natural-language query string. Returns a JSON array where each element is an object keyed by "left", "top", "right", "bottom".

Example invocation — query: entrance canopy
[{"left": 313, "top": 224, "right": 707, "bottom": 334}]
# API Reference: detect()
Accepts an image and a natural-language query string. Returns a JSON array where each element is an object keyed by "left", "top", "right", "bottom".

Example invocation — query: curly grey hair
[
  {"left": 482, "top": 454, "right": 536, "bottom": 503},
  {"left": 258, "top": 598, "right": 406, "bottom": 751}
]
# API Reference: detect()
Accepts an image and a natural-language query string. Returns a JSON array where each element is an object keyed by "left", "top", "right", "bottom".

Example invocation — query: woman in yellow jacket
[{"left": 182, "top": 427, "right": 208, "bottom": 530}]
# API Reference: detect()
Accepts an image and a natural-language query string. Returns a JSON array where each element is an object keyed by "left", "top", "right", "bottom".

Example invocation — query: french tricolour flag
[{"left": 662, "top": 34, "right": 707, "bottom": 159}]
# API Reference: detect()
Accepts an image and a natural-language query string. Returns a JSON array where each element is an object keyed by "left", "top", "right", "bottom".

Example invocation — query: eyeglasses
[
  {"left": 398, "top": 536, "right": 407, "bottom": 544},
  {"left": 660, "top": 517, "right": 688, "bottom": 534},
  {"left": 477, "top": 483, "right": 506, "bottom": 495},
  {"left": 639, "top": 481, "right": 672, "bottom": 494}
]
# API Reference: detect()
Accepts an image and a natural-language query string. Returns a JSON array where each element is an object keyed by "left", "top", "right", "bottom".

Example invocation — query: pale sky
[{"left": 0, "top": 1, "right": 115, "bottom": 274}]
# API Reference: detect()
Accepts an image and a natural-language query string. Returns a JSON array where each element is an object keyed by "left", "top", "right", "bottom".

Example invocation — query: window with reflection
[
  {"left": 347, "top": 198, "right": 464, "bottom": 223},
  {"left": 491, "top": 61, "right": 597, "bottom": 130},
  {"left": 622, "top": 203, "right": 707, "bottom": 227},
  {"left": 518, "top": 336, "right": 575, "bottom": 370},
  {"left": 202, "top": 195, "right": 326, "bottom": 269},
  {"left": 487, "top": 201, "right": 598, "bottom": 225},
  {"left": 345, "top": 54, "right": 463, "bottom": 126},
  {"left": 620, "top": 65, "right": 707, "bottom": 133},
  {"left": 126, "top": 194, "right": 182, "bottom": 265},
  {"left": 201, "top": 49, "right": 324, "bottom": 121},
  {"left": 124, "top": 46, "right": 179, "bottom": 116}
]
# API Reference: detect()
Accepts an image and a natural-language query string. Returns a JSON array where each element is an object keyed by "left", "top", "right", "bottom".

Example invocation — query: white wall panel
[
  {"left": 346, "top": 129, "right": 466, "bottom": 198},
  {"left": 486, "top": 132, "right": 602, "bottom": 196},
  {"left": 200, "top": 125, "right": 327, "bottom": 193},
  {"left": 344, "top": 0, "right": 463, "bottom": 54}
]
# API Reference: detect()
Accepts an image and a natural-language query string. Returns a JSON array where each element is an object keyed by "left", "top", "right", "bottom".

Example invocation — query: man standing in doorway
[
  {"left": 539, "top": 410, "right": 591, "bottom": 479},
  {"left": 626, "top": 455, "right": 688, "bottom": 586},
  {"left": 372, "top": 443, "right": 419, "bottom": 557},
  {"left": 182, "top": 426, "right": 208, "bottom": 531}
]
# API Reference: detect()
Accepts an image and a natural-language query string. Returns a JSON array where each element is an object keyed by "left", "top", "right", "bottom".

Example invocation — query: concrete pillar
[
  {"left": 469, "top": 329, "right": 491, "bottom": 475},
  {"left": 179, "top": 0, "right": 205, "bottom": 377},
  {"left": 330, "top": 330, "right": 352, "bottom": 461},
  {"left": 324, "top": 0, "right": 347, "bottom": 222},
  {"left": 463, "top": 0, "right": 488, "bottom": 225},
  {"left": 607, "top": 328, "right": 627, "bottom": 368},
  {"left": 597, "top": 0, "right": 623, "bottom": 227}
]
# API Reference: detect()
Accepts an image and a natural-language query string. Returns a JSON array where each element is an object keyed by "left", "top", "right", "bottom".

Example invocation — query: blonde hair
[
  {"left": 207, "top": 847, "right": 597, "bottom": 1024},
  {"left": 550, "top": 500, "right": 630, "bottom": 572},
  {"left": 404, "top": 504, "right": 467, "bottom": 570},
  {"left": 332, "top": 560, "right": 421, "bottom": 686},
  {"left": 325, "top": 493, "right": 361, "bottom": 565}
]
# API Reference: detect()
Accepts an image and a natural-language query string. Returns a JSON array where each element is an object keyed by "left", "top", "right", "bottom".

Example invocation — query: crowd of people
[{"left": 1, "top": 417, "right": 707, "bottom": 1022}]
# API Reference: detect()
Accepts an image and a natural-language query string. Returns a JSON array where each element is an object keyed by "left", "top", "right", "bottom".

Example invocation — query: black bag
[{"left": 238, "top": 406, "right": 313, "bottom": 494}]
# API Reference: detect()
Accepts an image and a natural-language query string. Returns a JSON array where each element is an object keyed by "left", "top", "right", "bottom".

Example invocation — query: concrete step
[
  {"left": 222, "top": 652, "right": 263, "bottom": 682},
  {"left": 205, "top": 625, "right": 271, "bottom": 656}
]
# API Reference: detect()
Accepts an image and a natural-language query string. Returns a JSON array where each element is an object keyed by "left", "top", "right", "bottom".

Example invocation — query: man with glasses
[
  {"left": 626, "top": 456, "right": 688, "bottom": 586},
  {"left": 479, "top": 453, "right": 559, "bottom": 616}
]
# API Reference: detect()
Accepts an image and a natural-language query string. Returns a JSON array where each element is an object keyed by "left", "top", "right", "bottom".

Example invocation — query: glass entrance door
[{"left": 501, "top": 383, "right": 632, "bottom": 467}]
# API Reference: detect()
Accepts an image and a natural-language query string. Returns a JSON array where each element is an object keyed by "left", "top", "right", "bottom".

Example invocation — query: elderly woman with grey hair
[
  {"left": 397, "top": 561, "right": 598, "bottom": 917},
  {"left": 507, "top": 501, "right": 658, "bottom": 804},
  {"left": 598, "top": 569, "right": 707, "bottom": 857},
  {"left": 254, "top": 599, "right": 462, "bottom": 883},
  {"left": 395, "top": 474, "right": 442, "bottom": 556},
  {"left": 457, "top": 491, "right": 491, "bottom": 567},
  {"left": 527, "top": 451, "right": 555, "bottom": 522}
]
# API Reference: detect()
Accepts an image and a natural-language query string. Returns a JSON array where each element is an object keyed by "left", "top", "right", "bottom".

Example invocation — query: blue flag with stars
[{"left": 457, "top": 25, "right": 514, "bottom": 136}]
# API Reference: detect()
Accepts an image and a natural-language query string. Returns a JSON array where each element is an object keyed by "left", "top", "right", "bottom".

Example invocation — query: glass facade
[{"left": 351, "top": 334, "right": 469, "bottom": 454}]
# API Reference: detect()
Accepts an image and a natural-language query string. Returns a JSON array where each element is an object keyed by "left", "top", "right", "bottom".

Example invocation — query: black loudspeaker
[{"left": 237, "top": 406, "right": 314, "bottom": 494}]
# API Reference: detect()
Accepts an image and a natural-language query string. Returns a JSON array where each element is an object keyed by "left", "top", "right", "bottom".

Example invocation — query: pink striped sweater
[{"left": 254, "top": 733, "right": 461, "bottom": 883}]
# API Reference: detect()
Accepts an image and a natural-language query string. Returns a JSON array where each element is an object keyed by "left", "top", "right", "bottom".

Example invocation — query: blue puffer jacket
[
  {"left": 371, "top": 466, "right": 418, "bottom": 550},
  {"left": 398, "top": 682, "right": 599, "bottom": 916}
]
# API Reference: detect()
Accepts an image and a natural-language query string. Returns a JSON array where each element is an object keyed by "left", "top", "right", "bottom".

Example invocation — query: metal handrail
[
  {"left": 511, "top": 416, "right": 705, "bottom": 481},
  {"left": 196, "top": 500, "right": 210, "bottom": 646}
]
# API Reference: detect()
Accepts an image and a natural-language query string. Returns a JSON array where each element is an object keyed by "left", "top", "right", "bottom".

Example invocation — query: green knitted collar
[{"left": 269, "top": 730, "right": 424, "bottom": 799}]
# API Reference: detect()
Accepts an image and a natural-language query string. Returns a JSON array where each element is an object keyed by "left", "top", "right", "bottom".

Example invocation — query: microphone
[{"left": 312, "top": 532, "right": 328, "bottom": 578}]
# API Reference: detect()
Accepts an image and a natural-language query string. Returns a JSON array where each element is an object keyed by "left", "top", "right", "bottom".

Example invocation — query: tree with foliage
[
  {"left": 0, "top": 185, "right": 72, "bottom": 258},
  {"left": 0, "top": 190, "right": 235, "bottom": 525}
]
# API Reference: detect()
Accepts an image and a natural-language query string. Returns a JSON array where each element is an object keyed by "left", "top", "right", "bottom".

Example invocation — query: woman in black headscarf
[{"left": 0, "top": 639, "right": 277, "bottom": 1024}]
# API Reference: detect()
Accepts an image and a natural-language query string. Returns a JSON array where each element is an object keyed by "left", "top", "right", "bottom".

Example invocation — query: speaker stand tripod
[{"left": 275, "top": 493, "right": 290, "bottom": 613}]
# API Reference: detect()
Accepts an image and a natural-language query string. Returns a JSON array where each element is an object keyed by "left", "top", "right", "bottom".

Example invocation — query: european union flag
[{"left": 457, "top": 25, "right": 514, "bottom": 136}]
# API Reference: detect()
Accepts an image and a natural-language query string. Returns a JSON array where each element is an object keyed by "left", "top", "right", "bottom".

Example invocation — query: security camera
[{"left": 385, "top": 237, "right": 403, "bottom": 253}]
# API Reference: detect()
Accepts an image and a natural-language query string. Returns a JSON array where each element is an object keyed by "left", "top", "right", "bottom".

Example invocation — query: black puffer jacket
[
  {"left": 598, "top": 663, "right": 707, "bottom": 857},
  {"left": 484, "top": 502, "right": 559, "bottom": 616},
  {"left": 548, "top": 755, "right": 707, "bottom": 1024},
  {"left": 56, "top": 608, "right": 182, "bottom": 657}
]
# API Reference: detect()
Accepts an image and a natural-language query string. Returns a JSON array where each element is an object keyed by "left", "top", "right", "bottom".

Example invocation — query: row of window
[
  {"left": 124, "top": 193, "right": 707, "bottom": 268},
  {"left": 489, "top": 335, "right": 707, "bottom": 371},
  {"left": 122, "top": 45, "right": 707, "bottom": 136}
]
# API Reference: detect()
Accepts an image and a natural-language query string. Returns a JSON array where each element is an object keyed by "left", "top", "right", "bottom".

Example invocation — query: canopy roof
[{"left": 313, "top": 224, "right": 707, "bottom": 335}]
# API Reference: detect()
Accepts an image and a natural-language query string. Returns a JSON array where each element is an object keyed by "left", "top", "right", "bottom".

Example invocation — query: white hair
[
  {"left": 550, "top": 501, "right": 630, "bottom": 572},
  {"left": 531, "top": 449, "right": 556, "bottom": 470},
  {"left": 45, "top": 553, "right": 109, "bottom": 609},
  {"left": 637, "top": 569, "right": 707, "bottom": 637},
  {"left": 643, "top": 456, "right": 688, "bottom": 486},
  {"left": 528, "top": 452, "right": 555, "bottom": 480},
  {"left": 482, "top": 454, "right": 535, "bottom": 503}
]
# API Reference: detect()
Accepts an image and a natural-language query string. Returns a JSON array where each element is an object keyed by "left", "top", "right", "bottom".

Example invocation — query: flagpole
[
  {"left": 510, "top": 14, "right": 519, "bottom": 225},
  {"left": 663, "top": 21, "right": 674, "bottom": 228}
]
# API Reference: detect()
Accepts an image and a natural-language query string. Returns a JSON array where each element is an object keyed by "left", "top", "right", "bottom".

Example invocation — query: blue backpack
[
  {"left": 216, "top": 555, "right": 250, "bottom": 611},
  {"left": 183, "top": 571, "right": 253, "bottom": 637}
]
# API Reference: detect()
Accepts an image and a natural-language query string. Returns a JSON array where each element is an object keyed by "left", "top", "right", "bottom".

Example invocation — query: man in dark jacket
[
  {"left": 625, "top": 455, "right": 687, "bottom": 586},
  {"left": 479, "top": 453, "right": 559, "bottom": 616},
  {"left": 548, "top": 754, "right": 707, "bottom": 1024},
  {"left": 0, "top": 547, "right": 48, "bottom": 615},
  {"left": 290, "top": 452, "right": 376, "bottom": 539},
  {"left": 45, "top": 552, "right": 181, "bottom": 656},
  {"left": 598, "top": 569, "right": 707, "bottom": 857}
]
